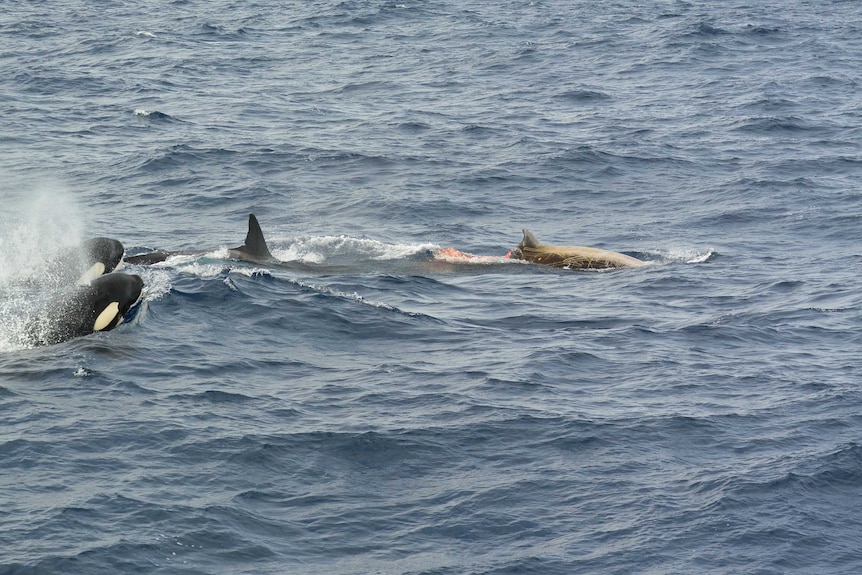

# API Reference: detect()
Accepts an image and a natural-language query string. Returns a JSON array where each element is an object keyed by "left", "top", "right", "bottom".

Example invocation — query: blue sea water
[{"left": 2, "top": 1, "right": 862, "bottom": 573}]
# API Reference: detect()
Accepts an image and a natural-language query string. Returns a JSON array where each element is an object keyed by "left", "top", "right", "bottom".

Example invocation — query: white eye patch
[
  {"left": 93, "top": 302, "right": 120, "bottom": 331},
  {"left": 76, "top": 262, "right": 106, "bottom": 286}
]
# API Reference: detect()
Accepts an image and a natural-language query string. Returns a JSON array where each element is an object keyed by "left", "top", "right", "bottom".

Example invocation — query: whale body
[
  {"left": 510, "top": 230, "right": 646, "bottom": 269},
  {"left": 26, "top": 273, "right": 144, "bottom": 346}
]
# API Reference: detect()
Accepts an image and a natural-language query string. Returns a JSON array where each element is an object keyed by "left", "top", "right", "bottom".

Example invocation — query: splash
[
  {"left": 0, "top": 188, "right": 84, "bottom": 286},
  {"left": 639, "top": 246, "right": 715, "bottom": 265},
  {"left": 686, "top": 248, "right": 715, "bottom": 264},
  {"left": 0, "top": 186, "right": 85, "bottom": 350},
  {"left": 272, "top": 235, "right": 437, "bottom": 264}
]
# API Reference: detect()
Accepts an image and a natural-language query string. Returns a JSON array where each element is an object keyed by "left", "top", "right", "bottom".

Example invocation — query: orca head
[
  {"left": 76, "top": 237, "right": 125, "bottom": 285},
  {"left": 30, "top": 272, "right": 144, "bottom": 346},
  {"left": 86, "top": 273, "right": 145, "bottom": 333},
  {"left": 228, "top": 214, "right": 274, "bottom": 263}
]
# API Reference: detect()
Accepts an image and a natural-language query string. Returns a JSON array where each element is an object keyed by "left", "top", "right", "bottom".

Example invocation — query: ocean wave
[
  {"left": 132, "top": 109, "right": 179, "bottom": 122},
  {"left": 5, "top": 0, "right": 862, "bottom": 572}
]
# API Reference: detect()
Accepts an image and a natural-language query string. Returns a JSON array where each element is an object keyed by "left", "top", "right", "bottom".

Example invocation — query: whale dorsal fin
[
  {"left": 520, "top": 229, "right": 542, "bottom": 249},
  {"left": 244, "top": 214, "right": 272, "bottom": 259},
  {"left": 231, "top": 214, "right": 273, "bottom": 262}
]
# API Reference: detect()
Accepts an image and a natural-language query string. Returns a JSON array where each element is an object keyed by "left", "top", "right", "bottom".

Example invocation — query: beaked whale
[{"left": 509, "top": 230, "right": 647, "bottom": 269}]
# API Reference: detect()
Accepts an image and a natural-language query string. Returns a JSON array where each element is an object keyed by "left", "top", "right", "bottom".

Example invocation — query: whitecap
[{"left": 640, "top": 247, "right": 715, "bottom": 264}]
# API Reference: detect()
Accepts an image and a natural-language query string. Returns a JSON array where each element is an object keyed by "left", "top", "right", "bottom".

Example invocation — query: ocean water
[{"left": 2, "top": 1, "right": 862, "bottom": 573}]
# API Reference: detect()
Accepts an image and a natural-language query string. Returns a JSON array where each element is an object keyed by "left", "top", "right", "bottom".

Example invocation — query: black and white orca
[
  {"left": 74, "top": 237, "right": 126, "bottom": 283},
  {"left": 27, "top": 272, "right": 144, "bottom": 346},
  {"left": 45, "top": 237, "right": 126, "bottom": 285}
]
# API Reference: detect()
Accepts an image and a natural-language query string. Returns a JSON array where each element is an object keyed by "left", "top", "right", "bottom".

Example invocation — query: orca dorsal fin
[
  {"left": 243, "top": 214, "right": 273, "bottom": 260},
  {"left": 521, "top": 229, "right": 542, "bottom": 249},
  {"left": 230, "top": 213, "right": 274, "bottom": 262}
]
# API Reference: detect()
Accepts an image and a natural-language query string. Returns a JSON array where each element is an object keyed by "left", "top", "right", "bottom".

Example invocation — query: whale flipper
[{"left": 229, "top": 214, "right": 274, "bottom": 263}]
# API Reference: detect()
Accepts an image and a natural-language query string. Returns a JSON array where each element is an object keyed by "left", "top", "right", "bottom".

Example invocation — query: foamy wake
[
  {"left": 271, "top": 235, "right": 437, "bottom": 264},
  {"left": 644, "top": 247, "right": 715, "bottom": 264}
]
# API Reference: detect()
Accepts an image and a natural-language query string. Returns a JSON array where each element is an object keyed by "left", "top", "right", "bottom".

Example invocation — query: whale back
[{"left": 511, "top": 229, "right": 645, "bottom": 269}]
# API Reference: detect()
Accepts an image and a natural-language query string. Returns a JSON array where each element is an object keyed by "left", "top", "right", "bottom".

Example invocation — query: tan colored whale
[{"left": 510, "top": 230, "right": 647, "bottom": 269}]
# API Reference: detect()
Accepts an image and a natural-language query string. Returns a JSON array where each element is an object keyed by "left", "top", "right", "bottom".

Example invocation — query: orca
[
  {"left": 125, "top": 214, "right": 273, "bottom": 266},
  {"left": 42, "top": 237, "right": 126, "bottom": 286},
  {"left": 509, "top": 229, "right": 647, "bottom": 269},
  {"left": 74, "top": 237, "right": 126, "bottom": 284},
  {"left": 27, "top": 273, "right": 144, "bottom": 346}
]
